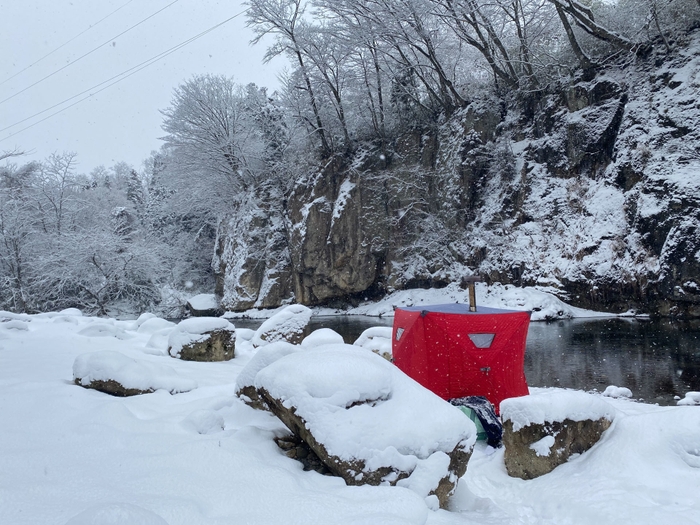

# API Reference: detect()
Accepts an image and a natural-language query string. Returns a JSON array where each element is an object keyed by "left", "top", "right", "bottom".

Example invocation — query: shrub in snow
[
  {"left": 235, "top": 341, "right": 300, "bottom": 410},
  {"left": 167, "top": 317, "right": 236, "bottom": 362},
  {"left": 251, "top": 304, "right": 311, "bottom": 348},
  {"left": 254, "top": 345, "right": 477, "bottom": 508},
  {"left": 353, "top": 326, "right": 393, "bottom": 361},
  {"left": 65, "top": 502, "right": 168, "bottom": 525},
  {"left": 301, "top": 328, "right": 344, "bottom": 347},
  {"left": 501, "top": 389, "right": 615, "bottom": 479},
  {"left": 73, "top": 351, "right": 197, "bottom": 396},
  {"left": 187, "top": 293, "right": 222, "bottom": 317},
  {"left": 677, "top": 392, "right": 700, "bottom": 406}
]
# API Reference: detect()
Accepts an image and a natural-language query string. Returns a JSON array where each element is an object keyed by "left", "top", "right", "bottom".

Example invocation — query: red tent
[{"left": 392, "top": 304, "right": 530, "bottom": 413}]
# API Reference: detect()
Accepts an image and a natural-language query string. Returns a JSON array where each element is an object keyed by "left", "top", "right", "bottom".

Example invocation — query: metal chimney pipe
[{"left": 461, "top": 276, "right": 484, "bottom": 312}]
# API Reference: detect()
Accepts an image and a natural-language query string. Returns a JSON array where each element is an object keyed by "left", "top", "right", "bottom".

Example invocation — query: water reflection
[
  {"left": 525, "top": 318, "right": 700, "bottom": 405},
  {"left": 231, "top": 315, "right": 700, "bottom": 406}
]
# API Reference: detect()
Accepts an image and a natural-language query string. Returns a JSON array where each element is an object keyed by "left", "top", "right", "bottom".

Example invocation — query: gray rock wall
[{"left": 214, "top": 33, "right": 700, "bottom": 317}]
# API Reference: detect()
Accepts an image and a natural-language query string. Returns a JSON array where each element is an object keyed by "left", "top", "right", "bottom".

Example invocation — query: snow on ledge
[
  {"left": 73, "top": 351, "right": 197, "bottom": 394},
  {"left": 501, "top": 388, "right": 616, "bottom": 432}
]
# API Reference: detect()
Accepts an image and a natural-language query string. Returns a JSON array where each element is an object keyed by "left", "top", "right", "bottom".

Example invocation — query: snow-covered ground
[{"left": 1, "top": 308, "right": 699, "bottom": 525}]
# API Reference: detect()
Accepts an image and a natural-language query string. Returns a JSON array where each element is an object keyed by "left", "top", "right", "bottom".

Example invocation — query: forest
[{"left": 2, "top": 0, "right": 700, "bottom": 316}]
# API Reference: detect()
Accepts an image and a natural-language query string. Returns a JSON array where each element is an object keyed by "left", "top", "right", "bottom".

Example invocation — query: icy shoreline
[{"left": 224, "top": 282, "right": 632, "bottom": 321}]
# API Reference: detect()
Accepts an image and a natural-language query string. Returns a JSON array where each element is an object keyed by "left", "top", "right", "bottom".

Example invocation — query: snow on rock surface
[
  {"left": 677, "top": 391, "right": 700, "bottom": 406},
  {"left": 501, "top": 388, "right": 616, "bottom": 479},
  {"left": 167, "top": 317, "right": 235, "bottom": 361},
  {"left": 252, "top": 304, "right": 312, "bottom": 347},
  {"left": 254, "top": 345, "right": 476, "bottom": 506},
  {"left": 73, "top": 351, "right": 197, "bottom": 395},
  {"left": 501, "top": 388, "right": 616, "bottom": 432},
  {"left": 235, "top": 341, "right": 301, "bottom": 409},
  {"left": 187, "top": 293, "right": 218, "bottom": 311},
  {"left": 353, "top": 326, "right": 393, "bottom": 359},
  {"left": 301, "top": 328, "right": 344, "bottom": 347},
  {"left": 603, "top": 385, "right": 634, "bottom": 399}
]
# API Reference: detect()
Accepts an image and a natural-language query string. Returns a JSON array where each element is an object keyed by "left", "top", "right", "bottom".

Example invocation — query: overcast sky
[{"left": 0, "top": 0, "right": 284, "bottom": 173}]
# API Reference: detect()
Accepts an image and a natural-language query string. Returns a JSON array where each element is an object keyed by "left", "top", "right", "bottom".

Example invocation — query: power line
[
  {"left": 0, "top": 0, "right": 181, "bottom": 107},
  {"left": 0, "top": 0, "right": 136, "bottom": 87},
  {"left": 0, "top": 9, "right": 247, "bottom": 144}
]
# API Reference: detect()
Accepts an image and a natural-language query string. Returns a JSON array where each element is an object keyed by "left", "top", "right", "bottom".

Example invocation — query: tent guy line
[{"left": 0, "top": 0, "right": 181, "bottom": 107}]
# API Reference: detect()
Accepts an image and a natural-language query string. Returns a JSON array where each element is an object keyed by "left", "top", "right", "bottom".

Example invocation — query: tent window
[
  {"left": 468, "top": 333, "right": 495, "bottom": 348},
  {"left": 395, "top": 327, "right": 405, "bottom": 341}
]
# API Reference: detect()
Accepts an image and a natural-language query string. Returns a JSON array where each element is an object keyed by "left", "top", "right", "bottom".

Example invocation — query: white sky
[{"left": 0, "top": 0, "right": 284, "bottom": 174}]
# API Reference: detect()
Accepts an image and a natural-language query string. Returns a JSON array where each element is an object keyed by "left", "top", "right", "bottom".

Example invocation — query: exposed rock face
[
  {"left": 74, "top": 378, "right": 154, "bottom": 397},
  {"left": 214, "top": 32, "right": 700, "bottom": 317},
  {"left": 251, "top": 346, "right": 476, "bottom": 508},
  {"left": 168, "top": 318, "right": 236, "bottom": 362},
  {"left": 502, "top": 417, "right": 612, "bottom": 480},
  {"left": 175, "top": 329, "right": 235, "bottom": 361}
]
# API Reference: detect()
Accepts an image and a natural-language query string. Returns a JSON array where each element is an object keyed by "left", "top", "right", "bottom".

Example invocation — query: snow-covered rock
[
  {"left": 73, "top": 351, "right": 197, "bottom": 396},
  {"left": 353, "top": 326, "right": 393, "bottom": 360},
  {"left": 251, "top": 304, "right": 311, "bottom": 348},
  {"left": 235, "top": 341, "right": 301, "bottom": 409},
  {"left": 603, "top": 385, "right": 634, "bottom": 399},
  {"left": 254, "top": 345, "right": 477, "bottom": 507},
  {"left": 301, "top": 328, "right": 344, "bottom": 347},
  {"left": 187, "top": 293, "right": 222, "bottom": 317},
  {"left": 677, "top": 391, "right": 700, "bottom": 406},
  {"left": 167, "top": 317, "right": 236, "bottom": 361},
  {"left": 501, "top": 389, "right": 615, "bottom": 479}
]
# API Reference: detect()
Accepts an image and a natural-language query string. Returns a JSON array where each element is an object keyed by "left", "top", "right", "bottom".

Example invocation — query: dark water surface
[{"left": 233, "top": 315, "right": 700, "bottom": 406}]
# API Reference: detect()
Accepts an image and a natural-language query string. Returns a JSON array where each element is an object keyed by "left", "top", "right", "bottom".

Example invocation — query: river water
[{"left": 233, "top": 315, "right": 700, "bottom": 406}]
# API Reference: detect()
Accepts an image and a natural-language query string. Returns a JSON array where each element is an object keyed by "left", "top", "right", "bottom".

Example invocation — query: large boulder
[
  {"left": 253, "top": 345, "right": 476, "bottom": 508},
  {"left": 251, "top": 304, "right": 312, "bottom": 348},
  {"left": 501, "top": 389, "right": 615, "bottom": 479},
  {"left": 168, "top": 317, "right": 236, "bottom": 361},
  {"left": 73, "top": 351, "right": 196, "bottom": 396}
]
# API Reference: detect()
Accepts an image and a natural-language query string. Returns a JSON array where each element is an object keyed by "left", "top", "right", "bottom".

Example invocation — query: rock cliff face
[{"left": 215, "top": 31, "right": 700, "bottom": 317}]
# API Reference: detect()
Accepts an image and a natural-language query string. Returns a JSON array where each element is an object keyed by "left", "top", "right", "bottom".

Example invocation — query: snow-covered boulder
[
  {"left": 251, "top": 304, "right": 311, "bottom": 348},
  {"left": 353, "top": 326, "right": 393, "bottom": 360},
  {"left": 235, "top": 341, "right": 300, "bottom": 409},
  {"left": 501, "top": 389, "right": 615, "bottom": 479},
  {"left": 73, "top": 351, "right": 196, "bottom": 396},
  {"left": 168, "top": 317, "right": 235, "bottom": 361},
  {"left": 677, "top": 391, "right": 700, "bottom": 406},
  {"left": 254, "top": 345, "right": 477, "bottom": 508},
  {"left": 301, "top": 328, "right": 344, "bottom": 347},
  {"left": 187, "top": 293, "right": 222, "bottom": 317}
]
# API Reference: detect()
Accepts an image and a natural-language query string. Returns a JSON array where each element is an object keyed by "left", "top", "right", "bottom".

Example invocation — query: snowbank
[{"left": 353, "top": 326, "right": 393, "bottom": 358}]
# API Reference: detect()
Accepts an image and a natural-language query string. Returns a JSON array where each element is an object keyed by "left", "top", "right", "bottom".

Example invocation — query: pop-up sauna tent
[{"left": 392, "top": 304, "right": 530, "bottom": 412}]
